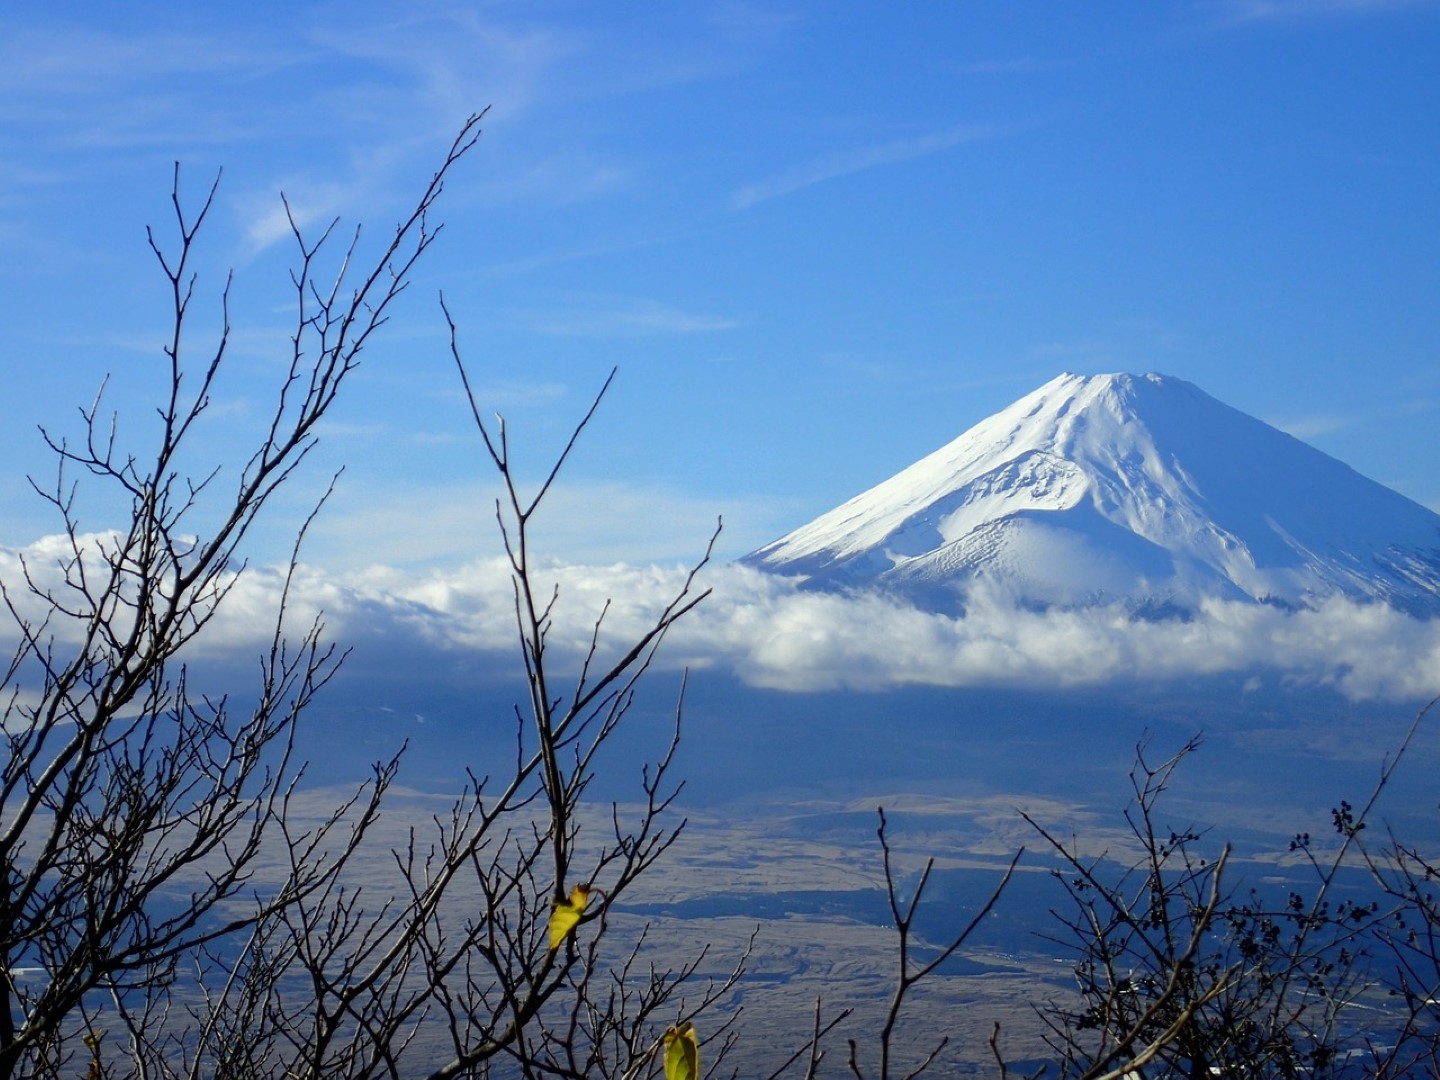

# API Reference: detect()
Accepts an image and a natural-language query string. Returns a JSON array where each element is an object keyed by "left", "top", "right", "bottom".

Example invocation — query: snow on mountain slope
[{"left": 744, "top": 373, "right": 1440, "bottom": 615}]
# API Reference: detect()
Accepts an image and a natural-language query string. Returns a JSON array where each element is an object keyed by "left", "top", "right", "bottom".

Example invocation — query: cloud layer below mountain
[{"left": 6, "top": 534, "right": 1437, "bottom": 703}]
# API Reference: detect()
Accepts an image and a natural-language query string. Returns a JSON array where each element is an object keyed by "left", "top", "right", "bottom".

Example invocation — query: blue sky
[
  {"left": 3, "top": 2, "right": 1440, "bottom": 699},
  {"left": 3, "top": 0, "right": 1438, "bottom": 570}
]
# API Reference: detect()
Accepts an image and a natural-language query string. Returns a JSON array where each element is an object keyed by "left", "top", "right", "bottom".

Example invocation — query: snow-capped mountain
[{"left": 744, "top": 373, "right": 1440, "bottom": 615}]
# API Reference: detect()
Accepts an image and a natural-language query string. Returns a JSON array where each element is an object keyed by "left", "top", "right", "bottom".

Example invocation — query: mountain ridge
[{"left": 744, "top": 373, "right": 1440, "bottom": 616}]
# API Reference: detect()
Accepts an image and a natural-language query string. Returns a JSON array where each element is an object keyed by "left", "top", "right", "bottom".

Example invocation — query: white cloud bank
[{"left": 5, "top": 534, "right": 1438, "bottom": 703}]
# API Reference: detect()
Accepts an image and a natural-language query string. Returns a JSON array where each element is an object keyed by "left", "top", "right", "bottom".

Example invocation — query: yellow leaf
[
  {"left": 663, "top": 1021, "right": 698, "bottom": 1080},
  {"left": 547, "top": 884, "right": 591, "bottom": 951}
]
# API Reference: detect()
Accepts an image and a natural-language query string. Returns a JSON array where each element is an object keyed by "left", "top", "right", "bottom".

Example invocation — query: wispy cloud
[
  {"left": 1266, "top": 411, "right": 1360, "bottom": 440},
  {"left": 732, "top": 123, "right": 997, "bottom": 210},
  {"left": 517, "top": 295, "right": 741, "bottom": 338},
  {"left": 0, "top": 22, "right": 291, "bottom": 170},
  {"left": 465, "top": 150, "right": 632, "bottom": 206},
  {"left": 0, "top": 11, "right": 595, "bottom": 254},
  {"left": 0, "top": 6, "right": 773, "bottom": 258},
  {"left": 310, "top": 12, "right": 582, "bottom": 130},
  {"left": 0, "top": 18, "right": 396, "bottom": 254},
  {"left": 300, "top": 479, "right": 787, "bottom": 570},
  {"left": 238, "top": 180, "right": 361, "bottom": 256},
  {"left": 0, "top": 24, "right": 293, "bottom": 97}
]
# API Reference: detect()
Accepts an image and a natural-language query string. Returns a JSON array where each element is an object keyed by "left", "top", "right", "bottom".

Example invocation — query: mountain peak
[{"left": 745, "top": 372, "right": 1440, "bottom": 616}]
